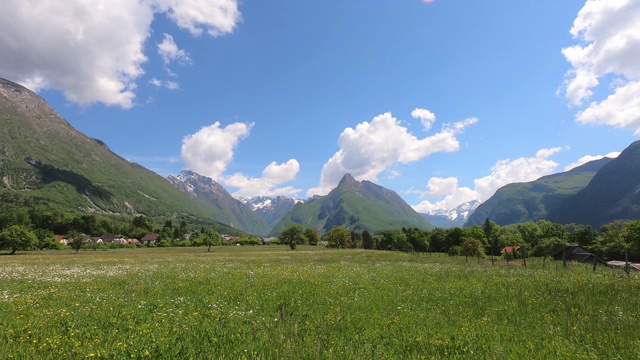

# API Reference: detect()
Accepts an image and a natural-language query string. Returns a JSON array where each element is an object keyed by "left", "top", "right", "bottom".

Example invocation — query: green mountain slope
[
  {"left": 168, "top": 171, "right": 271, "bottom": 235},
  {"left": 465, "top": 158, "right": 612, "bottom": 226},
  {"left": 270, "top": 174, "right": 433, "bottom": 235},
  {"left": 550, "top": 140, "right": 640, "bottom": 228},
  {"left": 0, "top": 77, "right": 227, "bottom": 227}
]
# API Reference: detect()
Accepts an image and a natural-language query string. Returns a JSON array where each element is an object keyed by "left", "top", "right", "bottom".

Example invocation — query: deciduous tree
[
  {"left": 0, "top": 224, "right": 38, "bottom": 254},
  {"left": 280, "top": 224, "right": 306, "bottom": 250},
  {"left": 325, "top": 226, "right": 352, "bottom": 249}
]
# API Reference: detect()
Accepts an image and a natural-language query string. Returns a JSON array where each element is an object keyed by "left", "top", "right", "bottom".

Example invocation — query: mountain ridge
[
  {"left": 167, "top": 170, "right": 272, "bottom": 235},
  {"left": 0, "top": 77, "right": 218, "bottom": 223},
  {"left": 465, "top": 157, "right": 614, "bottom": 227},
  {"left": 270, "top": 173, "right": 434, "bottom": 235}
]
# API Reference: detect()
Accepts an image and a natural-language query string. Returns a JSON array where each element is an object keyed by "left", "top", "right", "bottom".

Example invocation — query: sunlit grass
[{"left": 1, "top": 247, "right": 638, "bottom": 359}]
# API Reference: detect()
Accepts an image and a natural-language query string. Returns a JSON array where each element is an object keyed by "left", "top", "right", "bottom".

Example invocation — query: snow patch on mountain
[{"left": 420, "top": 200, "right": 481, "bottom": 228}]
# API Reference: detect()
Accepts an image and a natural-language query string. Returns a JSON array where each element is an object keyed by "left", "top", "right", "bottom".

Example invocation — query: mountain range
[
  {"left": 235, "top": 195, "right": 301, "bottom": 227},
  {"left": 167, "top": 170, "right": 272, "bottom": 235},
  {"left": 421, "top": 200, "right": 480, "bottom": 228},
  {"left": 2, "top": 75, "right": 639, "bottom": 234},
  {"left": 270, "top": 173, "right": 434, "bottom": 235},
  {"left": 548, "top": 140, "right": 640, "bottom": 228},
  {"left": 465, "top": 150, "right": 637, "bottom": 228}
]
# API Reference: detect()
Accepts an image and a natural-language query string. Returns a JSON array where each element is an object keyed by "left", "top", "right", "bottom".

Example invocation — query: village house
[
  {"left": 98, "top": 234, "right": 127, "bottom": 244},
  {"left": 140, "top": 233, "right": 159, "bottom": 246},
  {"left": 55, "top": 235, "right": 68, "bottom": 245}
]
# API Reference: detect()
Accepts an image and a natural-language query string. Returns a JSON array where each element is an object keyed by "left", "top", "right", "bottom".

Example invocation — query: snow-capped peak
[{"left": 425, "top": 200, "right": 481, "bottom": 221}]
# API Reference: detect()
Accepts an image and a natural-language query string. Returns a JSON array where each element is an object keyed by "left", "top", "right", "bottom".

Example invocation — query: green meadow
[{"left": 1, "top": 247, "right": 638, "bottom": 359}]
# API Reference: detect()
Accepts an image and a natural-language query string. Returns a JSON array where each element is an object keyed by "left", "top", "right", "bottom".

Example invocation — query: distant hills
[
  {"left": 271, "top": 174, "right": 434, "bottom": 235},
  {"left": 168, "top": 171, "right": 271, "bottom": 235}
]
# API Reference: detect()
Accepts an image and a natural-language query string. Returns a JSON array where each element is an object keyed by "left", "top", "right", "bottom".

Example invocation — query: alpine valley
[{"left": 2, "top": 75, "right": 640, "bottom": 235}]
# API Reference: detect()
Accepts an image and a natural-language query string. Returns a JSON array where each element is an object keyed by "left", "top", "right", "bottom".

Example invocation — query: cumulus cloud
[
  {"left": 152, "top": 0, "right": 241, "bottom": 37},
  {"left": 224, "top": 160, "right": 302, "bottom": 197},
  {"left": 0, "top": 0, "right": 240, "bottom": 108},
  {"left": 411, "top": 108, "right": 436, "bottom": 130},
  {"left": 181, "top": 121, "right": 253, "bottom": 180},
  {"left": 564, "top": 151, "right": 621, "bottom": 171},
  {"left": 157, "top": 33, "right": 191, "bottom": 65},
  {"left": 560, "top": 0, "right": 640, "bottom": 132},
  {"left": 425, "top": 177, "right": 459, "bottom": 198},
  {"left": 413, "top": 147, "right": 564, "bottom": 212},
  {"left": 181, "top": 122, "right": 300, "bottom": 196},
  {"left": 307, "top": 111, "right": 477, "bottom": 196}
]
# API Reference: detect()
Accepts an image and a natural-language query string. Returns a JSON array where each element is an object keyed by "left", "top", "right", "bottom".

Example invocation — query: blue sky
[{"left": 1, "top": 0, "right": 638, "bottom": 212}]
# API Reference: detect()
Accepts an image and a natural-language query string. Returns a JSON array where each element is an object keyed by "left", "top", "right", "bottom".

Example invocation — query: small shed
[{"left": 551, "top": 245, "right": 605, "bottom": 265}]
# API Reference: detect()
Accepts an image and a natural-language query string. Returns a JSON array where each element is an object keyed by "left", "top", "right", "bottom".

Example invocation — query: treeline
[
  {"left": 2, "top": 207, "right": 640, "bottom": 263},
  {"left": 0, "top": 209, "right": 244, "bottom": 253},
  {"left": 283, "top": 219, "right": 640, "bottom": 262}
]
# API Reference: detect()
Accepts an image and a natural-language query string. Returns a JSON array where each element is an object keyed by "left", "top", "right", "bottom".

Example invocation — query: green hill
[
  {"left": 465, "top": 158, "right": 611, "bottom": 226},
  {"left": 0, "top": 77, "right": 236, "bottom": 232},
  {"left": 270, "top": 174, "right": 433, "bottom": 235},
  {"left": 550, "top": 140, "right": 640, "bottom": 228}
]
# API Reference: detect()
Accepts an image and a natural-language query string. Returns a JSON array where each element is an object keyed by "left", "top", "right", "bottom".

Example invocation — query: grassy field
[{"left": 1, "top": 246, "right": 638, "bottom": 359}]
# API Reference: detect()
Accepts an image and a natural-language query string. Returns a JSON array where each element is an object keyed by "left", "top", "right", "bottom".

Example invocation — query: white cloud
[
  {"left": 413, "top": 185, "right": 477, "bottom": 213},
  {"left": 152, "top": 0, "right": 241, "bottom": 37},
  {"left": 561, "top": 0, "right": 640, "bottom": 132},
  {"left": 181, "top": 121, "right": 253, "bottom": 180},
  {"left": 564, "top": 151, "right": 621, "bottom": 171},
  {"left": 0, "top": 0, "right": 240, "bottom": 108},
  {"left": 181, "top": 122, "right": 300, "bottom": 196},
  {"left": 306, "top": 112, "right": 478, "bottom": 196},
  {"left": 425, "top": 177, "right": 459, "bottom": 198},
  {"left": 224, "top": 160, "right": 301, "bottom": 197},
  {"left": 576, "top": 81, "right": 640, "bottom": 133},
  {"left": 157, "top": 33, "right": 191, "bottom": 65},
  {"left": 149, "top": 78, "right": 163, "bottom": 87},
  {"left": 412, "top": 147, "right": 564, "bottom": 212},
  {"left": 165, "top": 81, "right": 180, "bottom": 90},
  {"left": 411, "top": 108, "right": 436, "bottom": 130}
]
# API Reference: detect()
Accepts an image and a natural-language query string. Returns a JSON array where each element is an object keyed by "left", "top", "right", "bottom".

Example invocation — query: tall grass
[{"left": 1, "top": 247, "right": 638, "bottom": 359}]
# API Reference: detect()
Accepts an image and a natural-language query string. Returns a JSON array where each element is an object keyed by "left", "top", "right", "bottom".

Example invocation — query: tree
[
  {"left": 428, "top": 228, "right": 447, "bottom": 252},
  {"left": 325, "top": 226, "right": 352, "bottom": 249},
  {"left": 304, "top": 228, "right": 321, "bottom": 246},
  {"left": 378, "top": 229, "right": 411, "bottom": 252},
  {"left": 404, "top": 227, "right": 429, "bottom": 253},
  {"left": 482, "top": 219, "right": 499, "bottom": 263},
  {"left": 132, "top": 215, "right": 153, "bottom": 232},
  {"left": 535, "top": 237, "right": 565, "bottom": 268},
  {"left": 204, "top": 229, "right": 220, "bottom": 252},
  {"left": 279, "top": 224, "right": 306, "bottom": 250},
  {"left": 362, "top": 230, "right": 374, "bottom": 250},
  {"left": 68, "top": 232, "right": 89, "bottom": 253},
  {"left": 517, "top": 222, "right": 542, "bottom": 249},
  {"left": 0, "top": 225, "right": 38, "bottom": 254},
  {"left": 461, "top": 237, "right": 485, "bottom": 263}
]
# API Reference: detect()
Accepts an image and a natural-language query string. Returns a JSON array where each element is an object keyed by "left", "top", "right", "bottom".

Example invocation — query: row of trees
[
  {"left": 0, "top": 209, "right": 231, "bottom": 253},
  {"left": 2, "top": 206, "right": 640, "bottom": 262},
  {"left": 278, "top": 218, "right": 640, "bottom": 262}
]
